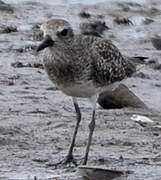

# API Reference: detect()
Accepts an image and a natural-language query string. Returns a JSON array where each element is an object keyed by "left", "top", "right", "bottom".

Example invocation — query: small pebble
[
  {"left": 114, "top": 16, "right": 133, "bottom": 25},
  {"left": 78, "top": 10, "right": 91, "bottom": 18}
]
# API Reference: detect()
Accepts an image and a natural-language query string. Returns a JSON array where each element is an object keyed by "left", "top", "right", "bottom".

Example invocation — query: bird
[{"left": 37, "top": 19, "right": 140, "bottom": 166}]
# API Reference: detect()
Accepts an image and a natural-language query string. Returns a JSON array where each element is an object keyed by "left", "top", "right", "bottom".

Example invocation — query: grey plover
[{"left": 37, "top": 19, "right": 139, "bottom": 165}]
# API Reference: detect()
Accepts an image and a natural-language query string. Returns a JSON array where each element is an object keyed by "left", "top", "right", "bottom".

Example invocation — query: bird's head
[{"left": 37, "top": 19, "right": 74, "bottom": 52}]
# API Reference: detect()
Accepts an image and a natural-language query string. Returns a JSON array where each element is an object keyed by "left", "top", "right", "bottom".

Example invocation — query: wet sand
[{"left": 0, "top": 0, "right": 161, "bottom": 179}]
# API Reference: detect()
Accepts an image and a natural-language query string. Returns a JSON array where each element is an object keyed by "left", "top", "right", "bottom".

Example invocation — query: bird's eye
[{"left": 60, "top": 28, "right": 68, "bottom": 36}]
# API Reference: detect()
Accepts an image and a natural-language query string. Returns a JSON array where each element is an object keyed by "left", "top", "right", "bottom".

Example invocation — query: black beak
[{"left": 37, "top": 35, "right": 54, "bottom": 52}]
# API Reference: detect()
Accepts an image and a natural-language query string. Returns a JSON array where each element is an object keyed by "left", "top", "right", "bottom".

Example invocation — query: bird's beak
[{"left": 37, "top": 35, "right": 54, "bottom": 52}]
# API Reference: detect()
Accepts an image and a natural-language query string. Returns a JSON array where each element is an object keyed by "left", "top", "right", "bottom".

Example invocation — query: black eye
[{"left": 60, "top": 28, "right": 68, "bottom": 36}]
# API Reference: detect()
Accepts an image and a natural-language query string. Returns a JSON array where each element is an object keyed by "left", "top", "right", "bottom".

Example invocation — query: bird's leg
[
  {"left": 83, "top": 94, "right": 98, "bottom": 165},
  {"left": 83, "top": 109, "right": 95, "bottom": 165},
  {"left": 51, "top": 97, "right": 81, "bottom": 167},
  {"left": 64, "top": 97, "right": 81, "bottom": 165}
]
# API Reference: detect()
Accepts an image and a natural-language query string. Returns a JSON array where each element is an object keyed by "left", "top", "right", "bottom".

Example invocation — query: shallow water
[{"left": 4, "top": 0, "right": 148, "bottom": 5}]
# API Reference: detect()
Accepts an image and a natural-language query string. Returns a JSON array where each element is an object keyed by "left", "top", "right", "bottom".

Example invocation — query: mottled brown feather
[{"left": 40, "top": 19, "right": 137, "bottom": 96}]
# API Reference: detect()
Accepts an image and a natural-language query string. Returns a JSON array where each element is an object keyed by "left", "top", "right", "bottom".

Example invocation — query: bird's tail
[
  {"left": 125, "top": 56, "right": 148, "bottom": 73},
  {"left": 125, "top": 56, "right": 148, "bottom": 64}
]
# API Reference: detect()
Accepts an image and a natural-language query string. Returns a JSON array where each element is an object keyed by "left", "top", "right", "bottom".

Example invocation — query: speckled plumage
[
  {"left": 41, "top": 19, "right": 136, "bottom": 97},
  {"left": 37, "top": 19, "right": 137, "bottom": 165}
]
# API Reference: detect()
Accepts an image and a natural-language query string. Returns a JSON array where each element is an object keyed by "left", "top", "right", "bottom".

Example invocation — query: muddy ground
[{"left": 0, "top": 0, "right": 161, "bottom": 179}]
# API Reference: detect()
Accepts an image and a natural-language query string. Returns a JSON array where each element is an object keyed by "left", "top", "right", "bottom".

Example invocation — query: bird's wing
[
  {"left": 90, "top": 39, "right": 122, "bottom": 63},
  {"left": 89, "top": 39, "right": 136, "bottom": 85}
]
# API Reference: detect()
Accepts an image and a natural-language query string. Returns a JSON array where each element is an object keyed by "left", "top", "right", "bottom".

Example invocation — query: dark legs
[
  {"left": 64, "top": 97, "right": 81, "bottom": 164},
  {"left": 83, "top": 94, "right": 98, "bottom": 165},
  {"left": 83, "top": 109, "right": 95, "bottom": 165},
  {"left": 63, "top": 94, "right": 98, "bottom": 166}
]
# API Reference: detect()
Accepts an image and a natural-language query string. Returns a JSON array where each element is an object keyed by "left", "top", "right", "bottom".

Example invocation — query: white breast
[{"left": 57, "top": 81, "right": 101, "bottom": 98}]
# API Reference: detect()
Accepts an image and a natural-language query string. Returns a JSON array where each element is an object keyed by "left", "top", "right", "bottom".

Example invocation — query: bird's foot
[
  {"left": 46, "top": 154, "right": 78, "bottom": 168},
  {"left": 63, "top": 154, "right": 77, "bottom": 166}
]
